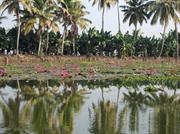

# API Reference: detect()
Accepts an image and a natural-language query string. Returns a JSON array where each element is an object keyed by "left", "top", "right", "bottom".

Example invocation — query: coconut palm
[
  {"left": 53, "top": 2, "right": 71, "bottom": 55},
  {"left": 90, "top": 0, "right": 116, "bottom": 32},
  {"left": 172, "top": 0, "right": 180, "bottom": 59},
  {"left": 121, "top": 0, "right": 149, "bottom": 42},
  {"left": 149, "top": 0, "right": 180, "bottom": 57},
  {"left": 175, "top": 19, "right": 180, "bottom": 59},
  {"left": 66, "top": 0, "right": 91, "bottom": 55},
  {"left": 21, "top": 0, "right": 59, "bottom": 55},
  {"left": 0, "top": 0, "right": 30, "bottom": 55}
]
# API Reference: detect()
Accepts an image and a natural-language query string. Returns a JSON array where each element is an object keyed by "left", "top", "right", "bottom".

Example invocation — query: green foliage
[
  {"left": 121, "top": 0, "right": 150, "bottom": 28},
  {"left": 0, "top": 26, "right": 179, "bottom": 57},
  {"left": 0, "top": 0, "right": 179, "bottom": 57}
]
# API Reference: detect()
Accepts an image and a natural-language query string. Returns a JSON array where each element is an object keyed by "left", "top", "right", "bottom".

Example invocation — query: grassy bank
[{"left": 0, "top": 55, "right": 180, "bottom": 80}]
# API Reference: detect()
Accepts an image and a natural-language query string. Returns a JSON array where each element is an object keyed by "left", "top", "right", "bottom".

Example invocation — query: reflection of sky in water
[
  {"left": 0, "top": 80, "right": 180, "bottom": 134},
  {"left": 73, "top": 85, "right": 180, "bottom": 134},
  {"left": 0, "top": 85, "right": 18, "bottom": 100},
  {"left": 0, "top": 85, "right": 18, "bottom": 131},
  {"left": 0, "top": 85, "right": 29, "bottom": 132}
]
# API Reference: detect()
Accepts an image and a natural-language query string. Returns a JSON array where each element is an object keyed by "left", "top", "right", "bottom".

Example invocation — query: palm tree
[
  {"left": 121, "top": 0, "right": 149, "bottom": 41},
  {"left": 90, "top": 0, "right": 116, "bottom": 32},
  {"left": 149, "top": 0, "right": 180, "bottom": 57},
  {"left": 0, "top": 0, "right": 30, "bottom": 55},
  {"left": 64, "top": 0, "right": 91, "bottom": 55},
  {"left": 175, "top": 20, "right": 180, "bottom": 59},
  {"left": 172, "top": 0, "right": 180, "bottom": 59},
  {"left": 53, "top": 3, "right": 71, "bottom": 55},
  {"left": 21, "top": 0, "right": 59, "bottom": 55},
  {"left": 89, "top": 100, "right": 118, "bottom": 134}
]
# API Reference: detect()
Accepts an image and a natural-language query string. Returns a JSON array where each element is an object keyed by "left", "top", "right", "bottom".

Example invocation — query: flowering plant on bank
[
  {"left": 0, "top": 68, "right": 7, "bottom": 76},
  {"left": 34, "top": 65, "right": 47, "bottom": 73},
  {"left": 60, "top": 69, "right": 71, "bottom": 78}
]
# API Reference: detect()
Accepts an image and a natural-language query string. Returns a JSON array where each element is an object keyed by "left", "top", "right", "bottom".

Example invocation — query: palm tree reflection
[
  {"left": 148, "top": 92, "right": 180, "bottom": 134},
  {"left": 0, "top": 81, "right": 31, "bottom": 134},
  {"left": 89, "top": 100, "right": 118, "bottom": 134},
  {"left": 120, "top": 90, "right": 148, "bottom": 132},
  {"left": 0, "top": 80, "right": 86, "bottom": 134},
  {"left": 58, "top": 80, "right": 85, "bottom": 134}
]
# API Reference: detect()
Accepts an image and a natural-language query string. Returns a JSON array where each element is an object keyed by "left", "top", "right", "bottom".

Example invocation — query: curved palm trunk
[
  {"left": 102, "top": 7, "right": 105, "bottom": 32},
  {"left": 116, "top": 0, "right": 121, "bottom": 33},
  {"left": 159, "top": 24, "right": 167, "bottom": 58},
  {"left": 175, "top": 21, "right": 179, "bottom": 59},
  {"left": 16, "top": 10, "right": 21, "bottom": 55}
]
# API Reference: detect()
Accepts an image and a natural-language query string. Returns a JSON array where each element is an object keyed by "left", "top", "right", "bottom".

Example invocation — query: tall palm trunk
[
  {"left": 38, "top": 33, "right": 42, "bottom": 55},
  {"left": 102, "top": 6, "right": 105, "bottom": 32},
  {"left": 175, "top": 21, "right": 179, "bottom": 59},
  {"left": 72, "top": 37, "right": 76, "bottom": 55},
  {"left": 133, "top": 25, "right": 137, "bottom": 42},
  {"left": 45, "top": 31, "right": 49, "bottom": 55},
  {"left": 159, "top": 23, "right": 167, "bottom": 58},
  {"left": 132, "top": 25, "right": 137, "bottom": 56},
  {"left": 116, "top": 0, "right": 121, "bottom": 33},
  {"left": 16, "top": 10, "right": 21, "bottom": 55},
  {"left": 61, "top": 26, "right": 67, "bottom": 55}
]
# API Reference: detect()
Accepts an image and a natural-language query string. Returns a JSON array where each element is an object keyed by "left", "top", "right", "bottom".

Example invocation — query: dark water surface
[{"left": 0, "top": 77, "right": 180, "bottom": 134}]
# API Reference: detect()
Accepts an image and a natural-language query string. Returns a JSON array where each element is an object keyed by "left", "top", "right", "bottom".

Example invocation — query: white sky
[{"left": 0, "top": 0, "right": 179, "bottom": 37}]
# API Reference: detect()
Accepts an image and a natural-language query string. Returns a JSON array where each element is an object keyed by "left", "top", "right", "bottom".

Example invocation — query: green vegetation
[
  {"left": 0, "top": 57, "right": 180, "bottom": 80},
  {"left": 0, "top": 0, "right": 179, "bottom": 58}
]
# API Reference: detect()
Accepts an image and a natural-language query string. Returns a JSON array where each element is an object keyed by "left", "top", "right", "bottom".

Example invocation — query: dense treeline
[
  {"left": 0, "top": 26, "right": 179, "bottom": 57},
  {"left": 0, "top": 0, "right": 179, "bottom": 58}
]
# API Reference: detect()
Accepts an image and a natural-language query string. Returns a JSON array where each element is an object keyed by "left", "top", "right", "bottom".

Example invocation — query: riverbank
[{"left": 0, "top": 55, "right": 180, "bottom": 80}]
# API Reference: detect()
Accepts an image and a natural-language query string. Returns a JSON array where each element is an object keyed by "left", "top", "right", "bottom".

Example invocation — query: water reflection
[
  {"left": 0, "top": 80, "right": 85, "bottom": 134},
  {"left": 0, "top": 77, "right": 180, "bottom": 134},
  {"left": 122, "top": 90, "right": 148, "bottom": 133},
  {"left": 89, "top": 101, "right": 118, "bottom": 134},
  {"left": 148, "top": 92, "right": 180, "bottom": 134}
]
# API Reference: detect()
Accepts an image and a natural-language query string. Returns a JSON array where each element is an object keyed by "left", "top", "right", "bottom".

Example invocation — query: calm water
[{"left": 0, "top": 78, "right": 180, "bottom": 134}]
